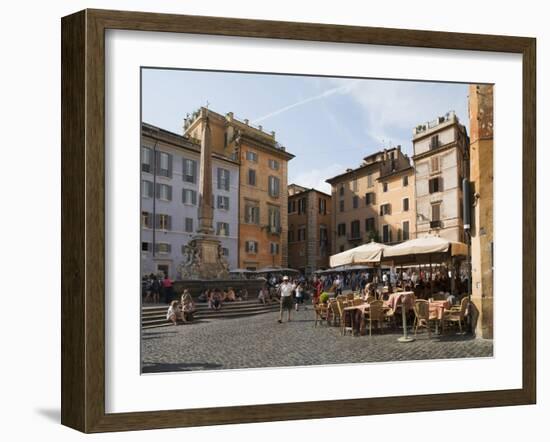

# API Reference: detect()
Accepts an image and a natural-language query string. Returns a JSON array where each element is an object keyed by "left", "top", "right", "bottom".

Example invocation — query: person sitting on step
[
  {"left": 180, "top": 290, "right": 196, "bottom": 322},
  {"left": 166, "top": 300, "right": 184, "bottom": 326}
]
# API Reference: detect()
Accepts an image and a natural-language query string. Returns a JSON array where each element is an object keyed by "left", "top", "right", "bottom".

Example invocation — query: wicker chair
[
  {"left": 328, "top": 298, "right": 340, "bottom": 326},
  {"left": 365, "top": 295, "right": 376, "bottom": 304},
  {"left": 442, "top": 296, "right": 469, "bottom": 333},
  {"left": 336, "top": 298, "right": 353, "bottom": 336},
  {"left": 314, "top": 303, "right": 329, "bottom": 327},
  {"left": 362, "top": 300, "right": 385, "bottom": 336},
  {"left": 412, "top": 299, "right": 437, "bottom": 338}
]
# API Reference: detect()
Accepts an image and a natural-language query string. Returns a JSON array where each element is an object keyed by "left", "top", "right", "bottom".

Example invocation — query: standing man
[{"left": 278, "top": 275, "right": 295, "bottom": 323}]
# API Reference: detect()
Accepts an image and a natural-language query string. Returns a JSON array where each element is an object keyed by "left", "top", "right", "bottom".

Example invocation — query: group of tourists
[
  {"left": 196, "top": 287, "right": 249, "bottom": 310},
  {"left": 142, "top": 273, "right": 175, "bottom": 304}
]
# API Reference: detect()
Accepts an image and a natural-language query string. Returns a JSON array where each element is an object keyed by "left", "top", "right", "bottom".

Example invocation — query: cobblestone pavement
[{"left": 141, "top": 307, "right": 493, "bottom": 373}]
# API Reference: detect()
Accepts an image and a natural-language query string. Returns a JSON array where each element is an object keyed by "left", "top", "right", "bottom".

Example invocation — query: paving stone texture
[{"left": 142, "top": 306, "right": 493, "bottom": 373}]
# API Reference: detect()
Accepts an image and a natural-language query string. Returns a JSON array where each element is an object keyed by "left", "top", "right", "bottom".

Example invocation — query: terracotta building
[
  {"left": 412, "top": 111, "right": 469, "bottom": 243},
  {"left": 468, "top": 84, "right": 494, "bottom": 339},
  {"left": 326, "top": 146, "right": 416, "bottom": 253},
  {"left": 287, "top": 184, "right": 332, "bottom": 274},
  {"left": 183, "top": 108, "right": 294, "bottom": 270}
]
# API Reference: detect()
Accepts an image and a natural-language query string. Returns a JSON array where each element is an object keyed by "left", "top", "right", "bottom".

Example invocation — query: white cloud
[
  {"left": 289, "top": 163, "right": 346, "bottom": 195},
  {"left": 327, "top": 78, "right": 469, "bottom": 155}
]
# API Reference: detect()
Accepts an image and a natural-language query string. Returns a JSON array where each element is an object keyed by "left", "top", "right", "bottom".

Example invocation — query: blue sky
[{"left": 142, "top": 69, "right": 469, "bottom": 194}]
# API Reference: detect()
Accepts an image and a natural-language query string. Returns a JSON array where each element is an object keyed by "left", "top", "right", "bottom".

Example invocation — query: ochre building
[
  {"left": 469, "top": 85, "right": 494, "bottom": 339},
  {"left": 184, "top": 108, "right": 294, "bottom": 270},
  {"left": 287, "top": 184, "right": 332, "bottom": 274},
  {"left": 326, "top": 146, "right": 416, "bottom": 254}
]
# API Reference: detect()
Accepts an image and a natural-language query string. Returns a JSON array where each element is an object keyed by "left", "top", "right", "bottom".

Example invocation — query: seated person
[
  {"left": 166, "top": 300, "right": 184, "bottom": 326},
  {"left": 226, "top": 288, "right": 237, "bottom": 302},
  {"left": 239, "top": 288, "right": 248, "bottom": 301},
  {"left": 446, "top": 292, "right": 457, "bottom": 306},
  {"left": 258, "top": 286, "right": 269, "bottom": 304},
  {"left": 211, "top": 289, "right": 222, "bottom": 310},
  {"left": 181, "top": 293, "right": 196, "bottom": 322}
]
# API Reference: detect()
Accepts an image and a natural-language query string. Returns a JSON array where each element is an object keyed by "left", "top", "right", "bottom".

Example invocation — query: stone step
[
  {"left": 142, "top": 299, "right": 271, "bottom": 310},
  {"left": 142, "top": 303, "right": 280, "bottom": 317},
  {"left": 142, "top": 307, "right": 279, "bottom": 328}
]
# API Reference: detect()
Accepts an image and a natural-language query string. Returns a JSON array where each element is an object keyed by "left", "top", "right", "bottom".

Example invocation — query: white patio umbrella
[
  {"left": 329, "top": 241, "right": 386, "bottom": 268},
  {"left": 383, "top": 235, "right": 467, "bottom": 261}
]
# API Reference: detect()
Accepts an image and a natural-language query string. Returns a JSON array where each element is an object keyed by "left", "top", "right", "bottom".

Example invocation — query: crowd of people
[{"left": 145, "top": 265, "right": 468, "bottom": 326}]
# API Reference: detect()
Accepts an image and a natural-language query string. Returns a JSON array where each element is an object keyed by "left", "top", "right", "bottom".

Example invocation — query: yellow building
[
  {"left": 326, "top": 146, "right": 416, "bottom": 253},
  {"left": 184, "top": 108, "right": 294, "bottom": 270},
  {"left": 468, "top": 84, "right": 494, "bottom": 339}
]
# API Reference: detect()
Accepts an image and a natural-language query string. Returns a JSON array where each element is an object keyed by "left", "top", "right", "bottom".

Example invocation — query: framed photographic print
[{"left": 61, "top": 9, "right": 536, "bottom": 433}]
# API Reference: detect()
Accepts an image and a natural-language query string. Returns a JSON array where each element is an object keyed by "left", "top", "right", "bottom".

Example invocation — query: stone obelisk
[
  {"left": 197, "top": 109, "right": 214, "bottom": 235},
  {"left": 178, "top": 107, "right": 229, "bottom": 280}
]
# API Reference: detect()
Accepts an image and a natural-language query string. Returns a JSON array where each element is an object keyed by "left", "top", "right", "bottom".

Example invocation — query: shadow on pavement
[{"left": 142, "top": 361, "right": 223, "bottom": 373}]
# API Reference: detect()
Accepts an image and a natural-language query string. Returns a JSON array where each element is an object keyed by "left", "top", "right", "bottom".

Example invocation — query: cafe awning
[
  {"left": 329, "top": 241, "right": 386, "bottom": 268},
  {"left": 382, "top": 235, "right": 468, "bottom": 264}
]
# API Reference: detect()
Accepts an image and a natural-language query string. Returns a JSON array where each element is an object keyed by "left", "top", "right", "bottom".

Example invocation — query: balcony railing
[
  {"left": 267, "top": 225, "right": 282, "bottom": 235},
  {"left": 430, "top": 220, "right": 442, "bottom": 229}
]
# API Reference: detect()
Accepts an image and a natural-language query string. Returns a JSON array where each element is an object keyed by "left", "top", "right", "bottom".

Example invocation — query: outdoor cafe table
[{"left": 343, "top": 302, "right": 392, "bottom": 336}]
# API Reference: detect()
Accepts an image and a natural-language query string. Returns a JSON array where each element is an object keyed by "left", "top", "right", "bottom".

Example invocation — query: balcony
[
  {"left": 430, "top": 220, "right": 442, "bottom": 229},
  {"left": 267, "top": 225, "right": 282, "bottom": 235}
]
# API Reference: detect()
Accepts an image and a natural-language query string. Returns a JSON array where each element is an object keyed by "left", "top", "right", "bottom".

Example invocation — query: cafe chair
[
  {"left": 442, "top": 296, "right": 469, "bottom": 334},
  {"left": 413, "top": 299, "right": 437, "bottom": 338},
  {"left": 336, "top": 299, "right": 353, "bottom": 336},
  {"left": 362, "top": 300, "right": 385, "bottom": 336},
  {"left": 314, "top": 303, "right": 329, "bottom": 327}
]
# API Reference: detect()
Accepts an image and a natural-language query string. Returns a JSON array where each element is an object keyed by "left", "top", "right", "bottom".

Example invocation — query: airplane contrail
[{"left": 252, "top": 80, "right": 359, "bottom": 124}]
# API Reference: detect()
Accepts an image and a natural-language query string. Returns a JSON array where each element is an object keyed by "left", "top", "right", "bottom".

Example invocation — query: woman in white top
[
  {"left": 166, "top": 300, "right": 183, "bottom": 326},
  {"left": 294, "top": 283, "right": 304, "bottom": 311}
]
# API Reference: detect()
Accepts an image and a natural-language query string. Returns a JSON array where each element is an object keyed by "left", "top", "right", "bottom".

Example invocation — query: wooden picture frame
[{"left": 61, "top": 8, "right": 536, "bottom": 433}]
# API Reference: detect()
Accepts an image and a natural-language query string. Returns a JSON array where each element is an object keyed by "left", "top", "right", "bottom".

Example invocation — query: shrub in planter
[{"left": 319, "top": 292, "right": 331, "bottom": 304}]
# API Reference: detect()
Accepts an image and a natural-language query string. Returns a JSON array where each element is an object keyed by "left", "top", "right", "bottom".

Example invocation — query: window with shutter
[
  {"left": 141, "top": 147, "right": 152, "bottom": 173},
  {"left": 217, "top": 168, "right": 230, "bottom": 190},
  {"left": 353, "top": 196, "right": 359, "bottom": 209},
  {"left": 432, "top": 203, "right": 441, "bottom": 221},
  {"left": 365, "top": 217, "right": 375, "bottom": 233},
  {"left": 382, "top": 225, "right": 390, "bottom": 243},
  {"left": 248, "top": 169, "right": 256, "bottom": 186},
  {"left": 431, "top": 156, "right": 440, "bottom": 173},
  {"left": 268, "top": 176, "right": 280, "bottom": 197},
  {"left": 183, "top": 159, "right": 197, "bottom": 183},
  {"left": 403, "top": 198, "right": 409, "bottom": 211},
  {"left": 403, "top": 221, "right": 410, "bottom": 240},
  {"left": 158, "top": 151, "right": 172, "bottom": 177},
  {"left": 184, "top": 217, "right": 193, "bottom": 233}
]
